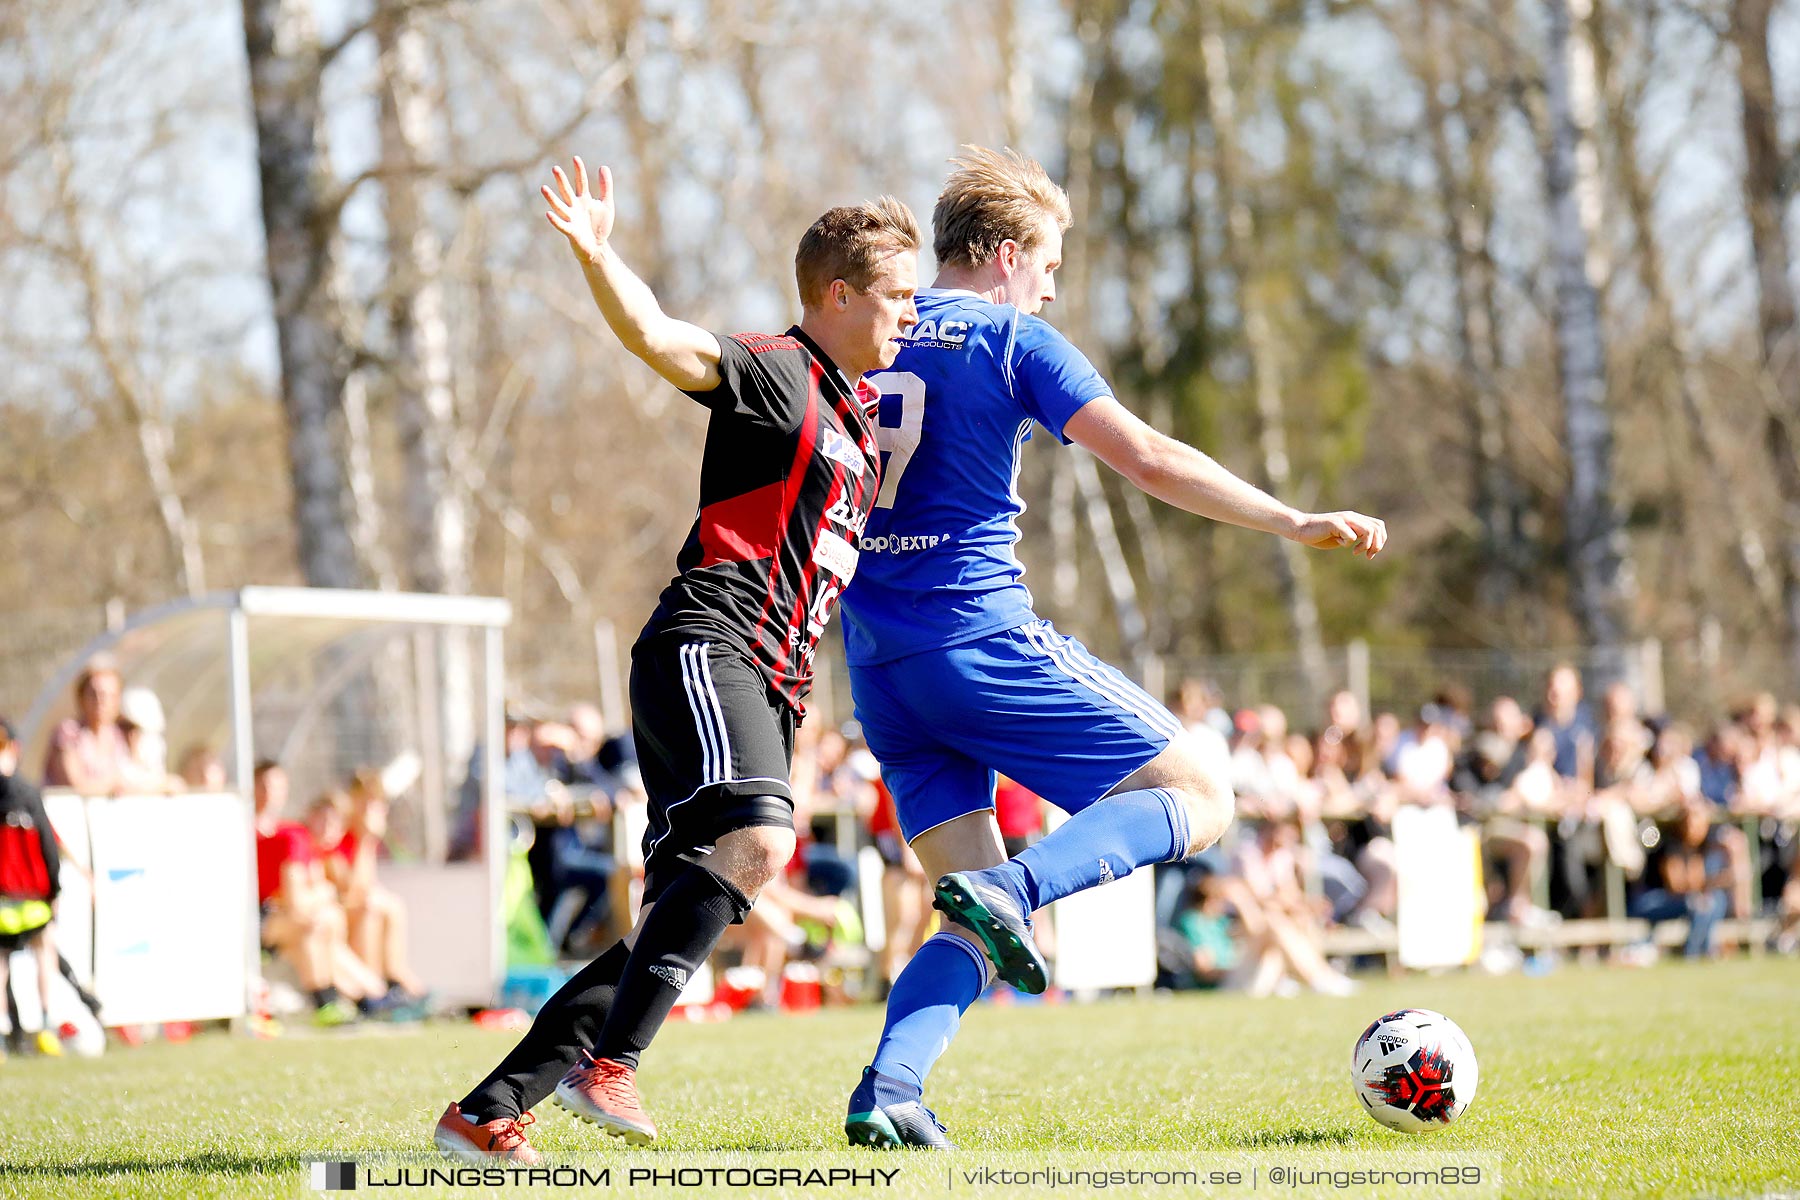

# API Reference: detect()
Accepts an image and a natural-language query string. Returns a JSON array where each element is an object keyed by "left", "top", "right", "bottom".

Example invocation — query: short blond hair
[
  {"left": 932, "top": 145, "right": 1071, "bottom": 270},
  {"left": 795, "top": 197, "right": 921, "bottom": 308}
]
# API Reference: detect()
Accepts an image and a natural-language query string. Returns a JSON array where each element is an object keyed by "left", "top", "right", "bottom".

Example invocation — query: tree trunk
[
  {"left": 338, "top": 351, "right": 398, "bottom": 591},
  {"left": 1059, "top": 9, "right": 1150, "bottom": 667},
  {"left": 1073, "top": 449, "right": 1149, "bottom": 669},
  {"left": 1198, "top": 7, "right": 1329, "bottom": 702},
  {"left": 377, "top": 3, "right": 470, "bottom": 598},
  {"left": 1180, "top": 124, "right": 1227, "bottom": 653},
  {"left": 1730, "top": 0, "right": 1800, "bottom": 683},
  {"left": 1415, "top": 0, "right": 1516, "bottom": 623},
  {"left": 240, "top": 0, "right": 360, "bottom": 589},
  {"left": 1108, "top": 63, "right": 1175, "bottom": 660},
  {"left": 1541, "top": 0, "right": 1635, "bottom": 647},
  {"left": 1592, "top": 0, "right": 1781, "bottom": 616},
  {"left": 993, "top": 0, "right": 1033, "bottom": 148}
]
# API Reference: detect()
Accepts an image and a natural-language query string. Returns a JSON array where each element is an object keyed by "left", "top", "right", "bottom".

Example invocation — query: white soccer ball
[{"left": 1350, "top": 1008, "right": 1478, "bottom": 1132}]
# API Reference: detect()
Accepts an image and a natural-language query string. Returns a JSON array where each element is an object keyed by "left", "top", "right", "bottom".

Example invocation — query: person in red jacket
[{"left": 1, "top": 717, "right": 66, "bottom": 1057}]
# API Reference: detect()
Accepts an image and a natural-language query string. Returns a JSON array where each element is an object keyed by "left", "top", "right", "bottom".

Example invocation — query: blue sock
[
  {"left": 867, "top": 933, "right": 988, "bottom": 1091},
  {"left": 986, "top": 787, "right": 1188, "bottom": 911}
]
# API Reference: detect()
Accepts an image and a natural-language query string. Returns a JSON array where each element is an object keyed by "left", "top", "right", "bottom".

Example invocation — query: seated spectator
[
  {"left": 1634, "top": 724, "right": 1701, "bottom": 816},
  {"left": 550, "top": 703, "right": 618, "bottom": 792},
  {"left": 1321, "top": 688, "right": 1365, "bottom": 751},
  {"left": 1734, "top": 693, "right": 1800, "bottom": 820},
  {"left": 513, "top": 719, "right": 566, "bottom": 810},
  {"left": 1458, "top": 729, "right": 1553, "bottom": 927},
  {"left": 1392, "top": 704, "right": 1458, "bottom": 806},
  {"left": 1778, "top": 704, "right": 1800, "bottom": 806},
  {"left": 42, "top": 661, "right": 157, "bottom": 796},
  {"left": 1485, "top": 694, "right": 1535, "bottom": 784},
  {"left": 309, "top": 771, "right": 427, "bottom": 1009},
  {"left": 1159, "top": 861, "right": 1239, "bottom": 990},
  {"left": 176, "top": 745, "right": 227, "bottom": 791},
  {"left": 253, "top": 762, "right": 384, "bottom": 1025},
  {"left": 452, "top": 713, "right": 561, "bottom": 859},
  {"left": 1692, "top": 722, "right": 1768, "bottom": 920},
  {"left": 792, "top": 725, "right": 867, "bottom": 901},
  {"left": 1627, "top": 800, "right": 1734, "bottom": 959},
  {"left": 1287, "top": 735, "right": 1380, "bottom": 930},
  {"left": 1226, "top": 813, "right": 1357, "bottom": 996},
  {"left": 1535, "top": 663, "right": 1597, "bottom": 786},
  {"left": 0, "top": 717, "right": 69, "bottom": 1056},
  {"left": 1230, "top": 706, "right": 1301, "bottom": 815},
  {"left": 1505, "top": 728, "right": 1568, "bottom": 819},
  {"left": 1369, "top": 710, "right": 1404, "bottom": 777},
  {"left": 1311, "top": 726, "right": 1398, "bottom": 928},
  {"left": 118, "top": 686, "right": 175, "bottom": 792},
  {"left": 538, "top": 787, "right": 618, "bottom": 955},
  {"left": 1173, "top": 678, "right": 1234, "bottom": 743},
  {"left": 1589, "top": 729, "right": 1650, "bottom": 883},
  {"left": 1693, "top": 724, "right": 1741, "bottom": 808}
]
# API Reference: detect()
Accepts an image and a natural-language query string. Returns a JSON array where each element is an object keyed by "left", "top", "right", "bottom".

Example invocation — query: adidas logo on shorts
[
  {"left": 648, "top": 964, "right": 689, "bottom": 991},
  {"left": 1098, "top": 860, "right": 1115, "bottom": 885}
]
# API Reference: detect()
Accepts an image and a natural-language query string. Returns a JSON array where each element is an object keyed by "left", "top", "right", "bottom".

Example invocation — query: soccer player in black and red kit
[{"left": 434, "top": 159, "right": 919, "bottom": 1160}]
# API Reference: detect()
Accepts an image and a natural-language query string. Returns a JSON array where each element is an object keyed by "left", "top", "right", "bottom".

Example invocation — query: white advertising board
[
  {"left": 1043, "top": 809, "right": 1159, "bottom": 992},
  {"left": 85, "top": 792, "right": 253, "bottom": 1025},
  {"left": 1394, "top": 804, "right": 1484, "bottom": 970}
]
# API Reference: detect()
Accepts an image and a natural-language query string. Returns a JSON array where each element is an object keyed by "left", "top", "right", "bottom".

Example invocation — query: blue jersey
[{"left": 841, "top": 289, "right": 1111, "bottom": 666}]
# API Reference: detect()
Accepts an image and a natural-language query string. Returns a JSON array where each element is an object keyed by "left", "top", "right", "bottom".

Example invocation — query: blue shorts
[{"left": 850, "top": 619, "right": 1183, "bottom": 842}]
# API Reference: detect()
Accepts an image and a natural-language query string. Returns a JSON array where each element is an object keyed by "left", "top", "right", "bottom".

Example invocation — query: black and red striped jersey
[{"left": 635, "top": 326, "right": 882, "bottom": 715}]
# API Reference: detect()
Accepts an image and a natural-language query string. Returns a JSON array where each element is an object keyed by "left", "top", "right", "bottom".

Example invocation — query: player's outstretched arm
[
  {"left": 1064, "top": 397, "right": 1387, "bottom": 559},
  {"left": 542, "top": 156, "right": 722, "bottom": 392}
]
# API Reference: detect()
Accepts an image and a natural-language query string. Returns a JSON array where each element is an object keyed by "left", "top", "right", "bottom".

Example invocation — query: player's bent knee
[
  {"left": 713, "top": 824, "right": 797, "bottom": 894},
  {"left": 1153, "top": 743, "right": 1233, "bottom": 855},
  {"left": 1124, "top": 732, "right": 1235, "bottom": 854}
]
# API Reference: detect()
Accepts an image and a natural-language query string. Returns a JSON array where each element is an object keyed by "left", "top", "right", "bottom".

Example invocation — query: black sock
[
  {"left": 461, "top": 940, "right": 633, "bottom": 1123},
  {"left": 595, "top": 866, "right": 750, "bottom": 1070},
  {"left": 311, "top": 987, "right": 340, "bottom": 1009}
]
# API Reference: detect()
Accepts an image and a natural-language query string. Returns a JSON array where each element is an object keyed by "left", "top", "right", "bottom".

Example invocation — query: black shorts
[{"left": 631, "top": 638, "right": 797, "bottom": 903}]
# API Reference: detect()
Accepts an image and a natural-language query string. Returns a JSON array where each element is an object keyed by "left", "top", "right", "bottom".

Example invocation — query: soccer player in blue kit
[{"left": 842, "top": 147, "right": 1387, "bottom": 1148}]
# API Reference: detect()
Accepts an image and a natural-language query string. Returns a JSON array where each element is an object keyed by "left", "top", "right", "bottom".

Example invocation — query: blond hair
[
  {"left": 794, "top": 197, "right": 921, "bottom": 309},
  {"left": 932, "top": 145, "right": 1071, "bottom": 270}
]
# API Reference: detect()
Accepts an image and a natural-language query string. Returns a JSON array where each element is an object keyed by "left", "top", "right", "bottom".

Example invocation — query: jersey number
[{"left": 864, "top": 370, "right": 924, "bottom": 510}]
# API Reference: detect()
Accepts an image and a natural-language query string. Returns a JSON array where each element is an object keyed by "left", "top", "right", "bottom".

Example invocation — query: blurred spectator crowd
[
  {"left": 1156, "top": 665, "right": 1800, "bottom": 994},
  {"left": 6, "top": 655, "right": 1799, "bottom": 1037}
]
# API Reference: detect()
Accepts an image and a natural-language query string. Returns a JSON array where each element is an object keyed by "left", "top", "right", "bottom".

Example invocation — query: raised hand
[
  {"left": 542, "top": 156, "right": 615, "bottom": 261},
  {"left": 1291, "top": 510, "right": 1387, "bottom": 559}
]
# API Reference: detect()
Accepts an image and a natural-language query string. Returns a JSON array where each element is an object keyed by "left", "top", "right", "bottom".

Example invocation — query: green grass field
[{"left": 1, "top": 958, "right": 1795, "bottom": 1199}]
